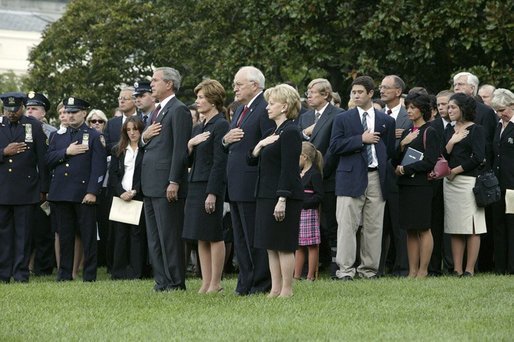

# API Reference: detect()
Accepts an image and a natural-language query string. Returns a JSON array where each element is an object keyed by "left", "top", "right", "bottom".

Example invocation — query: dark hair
[
  {"left": 408, "top": 87, "right": 428, "bottom": 95},
  {"left": 449, "top": 93, "right": 476, "bottom": 122},
  {"left": 114, "top": 116, "right": 144, "bottom": 157},
  {"left": 404, "top": 92, "right": 432, "bottom": 121},
  {"left": 194, "top": 79, "right": 226, "bottom": 113},
  {"left": 226, "top": 100, "right": 240, "bottom": 121},
  {"left": 351, "top": 76, "right": 375, "bottom": 94}
]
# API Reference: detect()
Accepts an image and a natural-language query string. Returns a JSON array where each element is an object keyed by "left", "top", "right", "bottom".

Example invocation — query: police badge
[
  {"left": 24, "top": 123, "right": 33, "bottom": 143},
  {"left": 508, "top": 137, "right": 513, "bottom": 144},
  {"left": 82, "top": 133, "right": 89, "bottom": 146},
  {"left": 28, "top": 91, "right": 35, "bottom": 99}
]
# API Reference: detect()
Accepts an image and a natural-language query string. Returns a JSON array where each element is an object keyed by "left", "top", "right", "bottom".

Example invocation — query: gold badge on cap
[
  {"left": 68, "top": 97, "right": 75, "bottom": 105},
  {"left": 134, "top": 82, "right": 139, "bottom": 88},
  {"left": 24, "top": 124, "right": 33, "bottom": 143},
  {"left": 28, "top": 91, "right": 35, "bottom": 99},
  {"left": 8, "top": 97, "right": 15, "bottom": 105},
  {"left": 82, "top": 133, "right": 89, "bottom": 146}
]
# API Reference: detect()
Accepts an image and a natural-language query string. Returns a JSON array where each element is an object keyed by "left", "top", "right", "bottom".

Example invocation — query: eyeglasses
[
  {"left": 232, "top": 81, "right": 254, "bottom": 89},
  {"left": 304, "top": 91, "right": 320, "bottom": 97},
  {"left": 90, "top": 119, "right": 105, "bottom": 124},
  {"left": 118, "top": 96, "right": 132, "bottom": 101}
]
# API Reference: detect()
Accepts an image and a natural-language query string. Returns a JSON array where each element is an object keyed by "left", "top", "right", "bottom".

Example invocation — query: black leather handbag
[{"left": 473, "top": 170, "right": 501, "bottom": 207}]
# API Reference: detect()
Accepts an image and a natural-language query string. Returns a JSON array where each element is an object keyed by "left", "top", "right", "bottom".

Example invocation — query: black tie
[{"left": 143, "top": 115, "right": 148, "bottom": 126}]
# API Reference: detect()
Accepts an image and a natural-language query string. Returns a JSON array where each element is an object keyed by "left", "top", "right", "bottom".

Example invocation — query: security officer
[
  {"left": 133, "top": 80, "right": 155, "bottom": 128},
  {"left": 0, "top": 92, "right": 48, "bottom": 283},
  {"left": 25, "top": 91, "right": 56, "bottom": 275},
  {"left": 46, "top": 96, "right": 107, "bottom": 282}
]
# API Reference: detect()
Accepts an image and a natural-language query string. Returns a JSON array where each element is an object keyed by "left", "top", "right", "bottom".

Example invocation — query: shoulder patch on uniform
[{"left": 100, "top": 135, "right": 106, "bottom": 147}]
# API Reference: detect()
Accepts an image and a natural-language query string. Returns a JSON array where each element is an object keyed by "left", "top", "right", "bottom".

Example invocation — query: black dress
[
  {"left": 183, "top": 114, "right": 229, "bottom": 242},
  {"left": 248, "top": 120, "right": 303, "bottom": 252},
  {"left": 393, "top": 123, "right": 438, "bottom": 231}
]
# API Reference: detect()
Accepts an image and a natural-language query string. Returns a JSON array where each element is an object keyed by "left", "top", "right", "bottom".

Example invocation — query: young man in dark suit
[
  {"left": 0, "top": 92, "right": 48, "bottom": 283},
  {"left": 298, "top": 78, "right": 343, "bottom": 275},
  {"left": 141, "top": 67, "right": 192, "bottom": 291},
  {"left": 222, "top": 66, "right": 274, "bottom": 295},
  {"left": 329, "top": 76, "right": 396, "bottom": 280}
]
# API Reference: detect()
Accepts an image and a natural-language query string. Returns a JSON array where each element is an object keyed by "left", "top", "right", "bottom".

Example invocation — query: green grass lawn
[{"left": 1, "top": 270, "right": 512, "bottom": 341}]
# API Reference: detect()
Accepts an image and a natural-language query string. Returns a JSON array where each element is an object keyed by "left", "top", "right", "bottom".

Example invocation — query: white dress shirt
[
  {"left": 357, "top": 106, "right": 378, "bottom": 167},
  {"left": 121, "top": 145, "right": 138, "bottom": 192}
]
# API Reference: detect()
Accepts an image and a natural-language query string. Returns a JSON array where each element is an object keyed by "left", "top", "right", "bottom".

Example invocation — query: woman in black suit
[
  {"left": 491, "top": 88, "right": 514, "bottom": 274},
  {"left": 183, "top": 79, "right": 229, "bottom": 293},
  {"left": 108, "top": 116, "right": 147, "bottom": 279},
  {"left": 248, "top": 84, "right": 303, "bottom": 298},
  {"left": 393, "top": 93, "right": 438, "bottom": 278},
  {"left": 443, "top": 93, "right": 486, "bottom": 277}
]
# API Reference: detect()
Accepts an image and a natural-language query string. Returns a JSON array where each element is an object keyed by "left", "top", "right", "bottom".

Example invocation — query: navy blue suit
[
  {"left": 329, "top": 108, "right": 395, "bottom": 198},
  {"left": 224, "top": 92, "right": 274, "bottom": 295},
  {"left": 47, "top": 123, "right": 107, "bottom": 281},
  {"left": 0, "top": 115, "right": 48, "bottom": 282}
]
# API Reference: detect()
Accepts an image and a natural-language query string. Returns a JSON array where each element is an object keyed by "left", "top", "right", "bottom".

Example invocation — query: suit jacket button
[
  {"left": 8, "top": 168, "right": 12, "bottom": 172},
  {"left": 8, "top": 159, "right": 12, "bottom": 163},
  {"left": 82, "top": 181, "right": 86, "bottom": 184},
  {"left": 64, "top": 172, "right": 68, "bottom": 176},
  {"left": 66, "top": 163, "right": 70, "bottom": 167}
]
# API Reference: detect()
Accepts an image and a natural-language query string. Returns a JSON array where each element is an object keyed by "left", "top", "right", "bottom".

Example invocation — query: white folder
[{"left": 109, "top": 196, "right": 144, "bottom": 225}]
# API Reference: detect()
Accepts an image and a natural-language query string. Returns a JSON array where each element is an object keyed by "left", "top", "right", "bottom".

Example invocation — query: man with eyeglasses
[
  {"left": 378, "top": 75, "right": 412, "bottom": 277},
  {"left": 104, "top": 87, "right": 140, "bottom": 153},
  {"left": 222, "top": 66, "right": 274, "bottom": 295},
  {"left": 297, "top": 78, "right": 343, "bottom": 277},
  {"left": 132, "top": 81, "right": 155, "bottom": 128},
  {"left": 46, "top": 96, "right": 107, "bottom": 282},
  {"left": 0, "top": 92, "right": 49, "bottom": 283}
]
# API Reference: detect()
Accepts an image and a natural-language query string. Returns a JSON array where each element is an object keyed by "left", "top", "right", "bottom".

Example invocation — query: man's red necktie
[{"left": 236, "top": 105, "right": 249, "bottom": 127}]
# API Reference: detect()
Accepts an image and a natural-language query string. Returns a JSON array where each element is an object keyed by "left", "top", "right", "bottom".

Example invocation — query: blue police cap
[
  {"left": 0, "top": 92, "right": 26, "bottom": 112},
  {"left": 133, "top": 81, "right": 152, "bottom": 95},
  {"left": 26, "top": 91, "right": 51, "bottom": 111},
  {"left": 63, "top": 96, "right": 90, "bottom": 112}
]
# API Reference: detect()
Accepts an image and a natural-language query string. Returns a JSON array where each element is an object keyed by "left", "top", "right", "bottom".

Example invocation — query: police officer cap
[
  {"left": 26, "top": 91, "right": 51, "bottom": 111},
  {"left": 0, "top": 92, "right": 26, "bottom": 112},
  {"left": 63, "top": 96, "right": 90, "bottom": 112},
  {"left": 133, "top": 81, "right": 152, "bottom": 95}
]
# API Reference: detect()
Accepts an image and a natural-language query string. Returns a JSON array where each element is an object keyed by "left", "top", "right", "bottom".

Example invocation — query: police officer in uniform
[
  {"left": 133, "top": 81, "right": 155, "bottom": 128},
  {"left": 0, "top": 92, "right": 48, "bottom": 283},
  {"left": 46, "top": 97, "right": 107, "bottom": 282},
  {"left": 25, "top": 91, "right": 56, "bottom": 275}
]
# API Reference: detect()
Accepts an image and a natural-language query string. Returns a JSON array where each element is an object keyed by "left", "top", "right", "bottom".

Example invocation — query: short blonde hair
[
  {"left": 264, "top": 84, "right": 301, "bottom": 120},
  {"left": 491, "top": 88, "right": 514, "bottom": 110},
  {"left": 308, "top": 78, "right": 333, "bottom": 102},
  {"left": 86, "top": 109, "right": 108, "bottom": 123}
]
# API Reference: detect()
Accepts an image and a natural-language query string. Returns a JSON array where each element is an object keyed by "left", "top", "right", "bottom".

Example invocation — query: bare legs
[
  {"left": 198, "top": 240, "right": 225, "bottom": 293},
  {"left": 294, "top": 245, "right": 319, "bottom": 280},
  {"left": 452, "top": 234, "right": 480, "bottom": 275},
  {"left": 406, "top": 229, "right": 433, "bottom": 278},
  {"left": 268, "top": 250, "right": 295, "bottom": 298}
]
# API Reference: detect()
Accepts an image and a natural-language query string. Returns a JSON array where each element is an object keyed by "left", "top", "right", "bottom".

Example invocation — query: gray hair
[
  {"left": 479, "top": 84, "right": 496, "bottom": 94},
  {"left": 120, "top": 86, "right": 135, "bottom": 94},
  {"left": 491, "top": 88, "right": 514, "bottom": 110},
  {"left": 86, "top": 109, "right": 108, "bottom": 123},
  {"left": 154, "top": 67, "right": 182, "bottom": 92},
  {"left": 238, "top": 66, "right": 265, "bottom": 89},
  {"left": 453, "top": 72, "right": 479, "bottom": 96},
  {"left": 385, "top": 75, "right": 406, "bottom": 92}
]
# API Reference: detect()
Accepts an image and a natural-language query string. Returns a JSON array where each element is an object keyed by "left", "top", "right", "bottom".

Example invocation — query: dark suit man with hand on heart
[
  {"left": 222, "top": 66, "right": 274, "bottom": 295},
  {"left": 330, "top": 76, "right": 396, "bottom": 280},
  {"left": 141, "top": 67, "right": 192, "bottom": 292}
]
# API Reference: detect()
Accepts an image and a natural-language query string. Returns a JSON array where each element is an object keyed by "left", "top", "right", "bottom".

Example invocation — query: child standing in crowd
[{"left": 294, "top": 142, "right": 324, "bottom": 281}]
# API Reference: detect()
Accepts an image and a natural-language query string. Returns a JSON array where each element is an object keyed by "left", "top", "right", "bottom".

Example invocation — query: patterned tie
[
  {"left": 314, "top": 111, "right": 321, "bottom": 124},
  {"left": 150, "top": 104, "right": 161, "bottom": 124},
  {"left": 236, "top": 105, "right": 249, "bottom": 127},
  {"left": 362, "top": 112, "right": 373, "bottom": 166},
  {"left": 387, "top": 109, "right": 392, "bottom": 116},
  {"left": 142, "top": 114, "right": 148, "bottom": 127}
]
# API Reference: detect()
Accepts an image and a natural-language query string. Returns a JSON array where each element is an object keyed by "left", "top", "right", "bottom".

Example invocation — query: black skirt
[
  {"left": 254, "top": 198, "right": 302, "bottom": 252},
  {"left": 183, "top": 182, "right": 224, "bottom": 242},
  {"left": 399, "top": 184, "right": 433, "bottom": 231}
]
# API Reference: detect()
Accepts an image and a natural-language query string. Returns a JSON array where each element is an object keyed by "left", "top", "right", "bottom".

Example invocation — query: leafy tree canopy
[{"left": 26, "top": 0, "right": 513, "bottom": 118}]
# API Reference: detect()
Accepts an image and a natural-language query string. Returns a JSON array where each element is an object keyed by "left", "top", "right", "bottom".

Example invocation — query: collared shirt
[
  {"left": 500, "top": 116, "right": 514, "bottom": 136},
  {"left": 246, "top": 91, "right": 263, "bottom": 109},
  {"left": 357, "top": 106, "right": 378, "bottom": 167},
  {"left": 155, "top": 94, "right": 176, "bottom": 117},
  {"left": 442, "top": 117, "right": 451, "bottom": 129},
  {"left": 121, "top": 145, "right": 138, "bottom": 192},
  {"left": 315, "top": 102, "right": 330, "bottom": 118},
  {"left": 384, "top": 103, "right": 402, "bottom": 121}
]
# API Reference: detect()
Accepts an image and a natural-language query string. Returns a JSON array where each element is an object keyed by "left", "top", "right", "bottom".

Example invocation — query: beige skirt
[{"left": 443, "top": 175, "right": 486, "bottom": 234}]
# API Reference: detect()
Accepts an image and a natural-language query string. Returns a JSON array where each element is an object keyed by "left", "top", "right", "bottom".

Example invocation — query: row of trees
[{"left": 25, "top": 0, "right": 513, "bottom": 118}]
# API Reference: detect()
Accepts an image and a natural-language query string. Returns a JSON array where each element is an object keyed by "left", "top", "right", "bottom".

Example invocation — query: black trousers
[
  {"left": 319, "top": 191, "right": 338, "bottom": 275},
  {"left": 144, "top": 197, "right": 185, "bottom": 291},
  {"left": 31, "top": 206, "right": 55, "bottom": 275},
  {"left": 0, "top": 204, "right": 35, "bottom": 282},
  {"left": 429, "top": 179, "right": 444, "bottom": 275},
  {"left": 380, "top": 192, "right": 408, "bottom": 276},
  {"left": 96, "top": 187, "right": 113, "bottom": 269},
  {"left": 111, "top": 214, "right": 148, "bottom": 280},
  {"left": 53, "top": 202, "right": 97, "bottom": 282},
  {"left": 231, "top": 201, "right": 270, "bottom": 295},
  {"left": 491, "top": 194, "right": 514, "bottom": 274}
]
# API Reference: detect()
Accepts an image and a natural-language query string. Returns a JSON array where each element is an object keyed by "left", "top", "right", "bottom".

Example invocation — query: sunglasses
[{"left": 90, "top": 119, "right": 105, "bottom": 124}]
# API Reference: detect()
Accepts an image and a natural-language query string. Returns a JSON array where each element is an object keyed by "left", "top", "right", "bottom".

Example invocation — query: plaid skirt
[{"left": 298, "top": 208, "right": 320, "bottom": 246}]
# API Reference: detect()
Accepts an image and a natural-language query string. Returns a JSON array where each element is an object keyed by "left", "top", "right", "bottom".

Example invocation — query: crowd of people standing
[{"left": 0, "top": 66, "right": 513, "bottom": 298}]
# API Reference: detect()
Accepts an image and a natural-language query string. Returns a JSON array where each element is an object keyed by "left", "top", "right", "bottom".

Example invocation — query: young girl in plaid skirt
[{"left": 294, "top": 142, "right": 324, "bottom": 280}]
